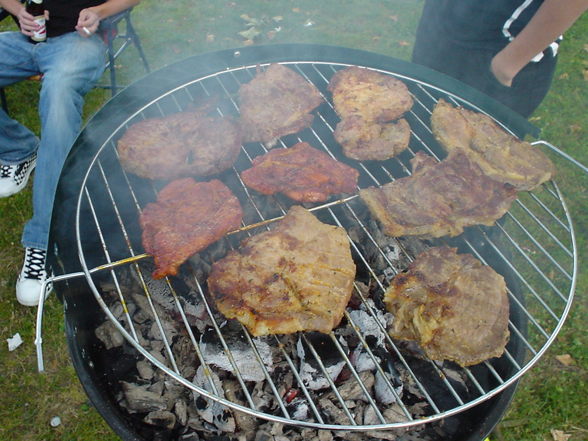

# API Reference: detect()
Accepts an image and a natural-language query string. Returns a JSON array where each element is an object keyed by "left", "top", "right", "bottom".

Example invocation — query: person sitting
[
  {"left": 412, "top": 0, "right": 588, "bottom": 118},
  {"left": 0, "top": 0, "right": 141, "bottom": 306}
]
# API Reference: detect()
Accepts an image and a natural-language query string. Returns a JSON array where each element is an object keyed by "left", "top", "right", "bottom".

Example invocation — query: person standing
[
  {"left": 412, "top": 0, "right": 588, "bottom": 118},
  {"left": 0, "top": 0, "right": 141, "bottom": 306}
]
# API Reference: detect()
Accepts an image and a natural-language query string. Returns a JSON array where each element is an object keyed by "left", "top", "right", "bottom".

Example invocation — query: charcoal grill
[{"left": 42, "top": 44, "right": 578, "bottom": 436}]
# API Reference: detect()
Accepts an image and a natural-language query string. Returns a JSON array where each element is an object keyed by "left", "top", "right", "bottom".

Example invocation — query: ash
[{"left": 93, "top": 209, "right": 472, "bottom": 441}]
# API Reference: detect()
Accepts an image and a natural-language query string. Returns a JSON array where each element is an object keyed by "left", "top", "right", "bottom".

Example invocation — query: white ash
[
  {"left": 297, "top": 337, "right": 347, "bottom": 391},
  {"left": 375, "top": 369, "right": 402, "bottom": 405},
  {"left": 348, "top": 300, "right": 393, "bottom": 347},
  {"left": 200, "top": 331, "right": 274, "bottom": 382},
  {"left": 192, "top": 365, "right": 236, "bottom": 433}
]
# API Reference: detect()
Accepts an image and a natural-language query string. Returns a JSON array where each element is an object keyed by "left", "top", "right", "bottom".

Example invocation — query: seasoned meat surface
[
  {"left": 140, "top": 178, "right": 243, "bottom": 279},
  {"left": 238, "top": 64, "right": 324, "bottom": 146},
  {"left": 207, "top": 206, "right": 356, "bottom": 336},
  {"left": 328, "top": 66, "right": 413, "bottom": 122},
  {"left": 431, "top": 99, "right": 555, "bottom": 190},
  {"left": 117, "top": 105, "right": 242, "bottom": 180},
  {"left": 360, "top": 151, "right": 517, "bottom": 238},
  {"left": 240, "top": 142, "right": 359, "bottom": 202},
  {"left": 334, "top": 116, "right": 411, "bottom": 161},
  {"left": 384, "top": 246, "right": 510, "bottom": 366}
]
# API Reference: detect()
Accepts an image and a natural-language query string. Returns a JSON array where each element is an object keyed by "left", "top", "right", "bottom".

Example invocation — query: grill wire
[{"left": 69, "top": 60, "right": 576, "bottom": 431}]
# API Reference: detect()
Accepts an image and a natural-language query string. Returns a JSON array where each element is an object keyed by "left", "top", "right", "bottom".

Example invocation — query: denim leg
[
  {"left": 21, "top": 33, "right": 106, "bottom": 250},
  {"left": 0, "top": 32, "right": 41, "bottom": 164}
]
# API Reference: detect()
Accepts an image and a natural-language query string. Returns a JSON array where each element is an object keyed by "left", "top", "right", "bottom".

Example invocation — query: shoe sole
[{"left": 0, "top": 158, "right": 36, "bottom": 198}]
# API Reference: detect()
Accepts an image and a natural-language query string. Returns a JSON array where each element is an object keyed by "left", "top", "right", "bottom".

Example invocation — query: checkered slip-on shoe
[{"left": 0, "top": 154, "right": 37, "bottom": 198}]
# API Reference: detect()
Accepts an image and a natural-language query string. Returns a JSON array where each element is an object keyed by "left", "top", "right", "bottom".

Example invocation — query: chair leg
[
  {"left": 0, "top": 87, "right": 7, "bottom": 112},
  {"left": 125, "top": 15, "right": 150, "bottom": 73}
]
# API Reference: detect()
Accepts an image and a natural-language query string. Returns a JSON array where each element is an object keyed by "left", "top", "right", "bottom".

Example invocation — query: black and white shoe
[
  {"left": 0, "top": 154, "right": 37, "bottom": 198},
  {"left": 16, "top": 247, "right": 52, "bottom": 307}
]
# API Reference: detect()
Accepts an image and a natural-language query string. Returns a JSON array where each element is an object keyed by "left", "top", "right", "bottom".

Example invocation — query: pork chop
[
  {"left": 384, "top": 246, "right": 510, "bottom": 366},
  {"left": 207, "top": 206, "right": 356, "bottom": 336},
  {"left": 431, "top": 99, "right": 555, "bottom": 191}
]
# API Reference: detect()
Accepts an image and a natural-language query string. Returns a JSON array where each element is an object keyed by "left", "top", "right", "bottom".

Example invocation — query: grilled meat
[
  {"left": 117, "top": 105, "right": 242, "bottom": 180},
  {"left": 328, "top": 66, "right": 413, "bottom": 122},
  {"left": 240, "top": 142, "right": 359, "bottom": 202},
  {"left": 384, "top": 246, "right": 510, "bottom": 366},
  {"left": 140, "top": 178, "right": 243, "bottom": 279},
  {"left": 334, "top": 116, "right": 411, "bottom": 161},
  {"left": 360, "top": 151, "right": 517, "bottom": 238},
  {"left": 207, "top": 206, "right": 356, "bottom": 336},
  {"left": 238, "top": 64, "right": 324, "bottom": 146},
  {"left": 431, "top": 99, "right": 555, "bottom": 190}
]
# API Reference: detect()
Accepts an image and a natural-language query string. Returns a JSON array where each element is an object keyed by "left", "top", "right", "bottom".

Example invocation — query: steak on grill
[
  {"left": 359, "top": 151, "right": 518, "bottom": 238},
  {"left": 238, "top": 64, "right": 324, "bottom": 146},
  {"left": 328, "top": 66, "right": 413, "bottom": 122},
  {"left": 240, "top": 141, "right": 359, "bottom": 202},
  {"left": 207, "top": 206, "right": 356, "bottom": 336},
  {"left": 384, "top": 246, "right": 510, "bottom": 367},
  {"left": 431, "top": 99, "right": 555, "bottom": 191},
  {"left": 334, "top": 116, "right": 411, "bottom": 161},
  {"left": 140, "top": 178, "right": 243, "bottom": 279},
  {"left": 117, "top": 104, "right": 242, "bottom": 180}
]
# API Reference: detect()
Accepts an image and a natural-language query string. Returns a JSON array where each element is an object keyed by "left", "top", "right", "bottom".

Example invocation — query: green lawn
[{"left": 0, "top": 1, "right": 586, "bottom": 440}]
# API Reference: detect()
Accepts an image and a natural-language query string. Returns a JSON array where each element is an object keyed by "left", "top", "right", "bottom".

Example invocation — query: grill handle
[{"left": 532, "top": 140, "right": 588, "bottom": 174}]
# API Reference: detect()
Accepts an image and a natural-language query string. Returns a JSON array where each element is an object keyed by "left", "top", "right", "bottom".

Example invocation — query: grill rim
[{"left": 48, "top": 43, "right": 577, "bottom": 432}]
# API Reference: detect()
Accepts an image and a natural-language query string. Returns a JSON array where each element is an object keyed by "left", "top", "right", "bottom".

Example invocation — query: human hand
[
  {"left": 490, "top": 51, "right": 522, "bottom": 87},
  {"left": 75, "top": 8, "right": 100, "bottom": 37},
  {"left": 16, "top": 5, "right": 45, "bottom": 37}
]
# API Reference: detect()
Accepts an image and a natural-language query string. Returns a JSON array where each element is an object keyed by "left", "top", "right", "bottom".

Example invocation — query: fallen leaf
[
  {"left": 239, "top": 27, "right": 261, "bottom": 40},
  {"left": 584, "top": 43, "right": 588, "bottom": 52},
  {"left": 292, "top": 8, "right": 300, "bottom": 13},
  {"left": 266, "top": 30, "right": 276, "bottom": 40},
  {"left": 389, "top": 15, "right": 399, "bottom": 22},
  {"left": 206, "top": 33, "right": 215, "bottom": 43},
  {"left": 550, "top": 429, "right": 572, "bottom": 441},
  {"left": 583, "top": 69, "right": 588, "bottom": 81},
  {"left": 372, "top": 36, "right": 381, "bottom": 42},
  {"left": 272, "top": 16, "right": 283, "bottom": 22},
  {"left": 555, "top": 354, "right": 575, "bottom": 366},
  {"left": 558, "top": 72, "right": 569, "bottom": 80},
  {"left": 398, "top": 40, "right": 410, "bottom": 47},
  {"left": 568, "top": 124, "right": 583, "bottom": 134},
  {"left": 243, "top": 39, "right": 255, "bottom": 46}
]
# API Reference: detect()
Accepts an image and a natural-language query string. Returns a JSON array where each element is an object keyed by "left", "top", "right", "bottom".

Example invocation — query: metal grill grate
[{"left": 51, "top": 56, "right": 576, "bottom": 431}]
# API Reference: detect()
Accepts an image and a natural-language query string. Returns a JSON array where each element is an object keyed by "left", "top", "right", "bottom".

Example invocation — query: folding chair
[{"left": 0, "top": 6, "right": 150, "bottom": 112}]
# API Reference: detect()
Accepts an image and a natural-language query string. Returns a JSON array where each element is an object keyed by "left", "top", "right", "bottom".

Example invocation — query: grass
[{"left": 0, "top": 1, "right": 586, "bottom": 440}]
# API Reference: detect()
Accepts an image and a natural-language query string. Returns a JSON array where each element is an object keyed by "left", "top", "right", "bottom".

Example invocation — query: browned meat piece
[
  {"left": 359, "top": 151, "right": 517, "bottom": 238},
  {"left": 240, "top": 142, "right": 359, "bottom": 202},
  {"left": 238, "top": 64, "right": 324, "bottom": 146},
  {"left": 384, "top": 246, "right": 510, "bottom": 366},
  {"left": 328, "top": 66, "right": 413, "bottom": 122},
  {"left": 117, "top": 105, "right": 242, "bottom": 180},
  {"left": 431, "top": 99, "right": 555, "bottom": 190},
  {"left": 140, "top": 178, "right": 243, "bottom": 279},
  {"left": 334, "top": 116, "right": 411, "bottom": 161},
  {"left": 207, "top": 206, "right": 356, "bottom": 336}
]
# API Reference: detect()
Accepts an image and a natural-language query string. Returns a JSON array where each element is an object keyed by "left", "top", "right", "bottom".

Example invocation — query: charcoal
[
  {"left": 333, "top": 370, "right": 374, "bottom": 402},
  {"left": 175, "top": 399, "right": 189, "bottom": 426},
  {"left": 137, "top": 359, "right": 155, "bottom": 380},
  {"left": 193, "top": 366, "right": 236, "bottom": 433},
  {"left": 121, "top": 381, "right": 167, "bottom": 413},
  {"left": 144, "top": 410, "right": 177, "bottom": 429},
  {"left": 95, "top": 319, "right": 124, "bottom": 349}
]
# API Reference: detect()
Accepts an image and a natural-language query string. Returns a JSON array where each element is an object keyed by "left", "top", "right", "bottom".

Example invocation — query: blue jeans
[{"left": 0, "top": 31, "right": 106, "bottom": 250}]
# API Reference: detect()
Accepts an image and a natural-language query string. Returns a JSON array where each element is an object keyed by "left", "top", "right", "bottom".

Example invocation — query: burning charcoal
[
  {"left": 297, "top": 334, "right": 348, "bottom": 391},
  {"left": 223, "top": 379, "right": 259, "bottom": 437},
  {"left": 200, "top": 329, "right": 274, "bottom": 382},
  {"left": 192, "top": 365, "right": 236, "bottom": 433},
  {"left": 121, "top": 381, "right": 167, "bottom": 413},
  {"left": 287, "top": 397, "right": 310, "bottom": 421},
  {"left": 95, "top": 319, "right": 125, "bottom": 349},
  {"left": 136, "top": 359, "right": 155, "bottom": 380},
  {"left": 332, "top": 370, "right": 375, "bottom": 401},
  {"left": 144, "top": 410, "right": 177, "bottom": 429}
]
